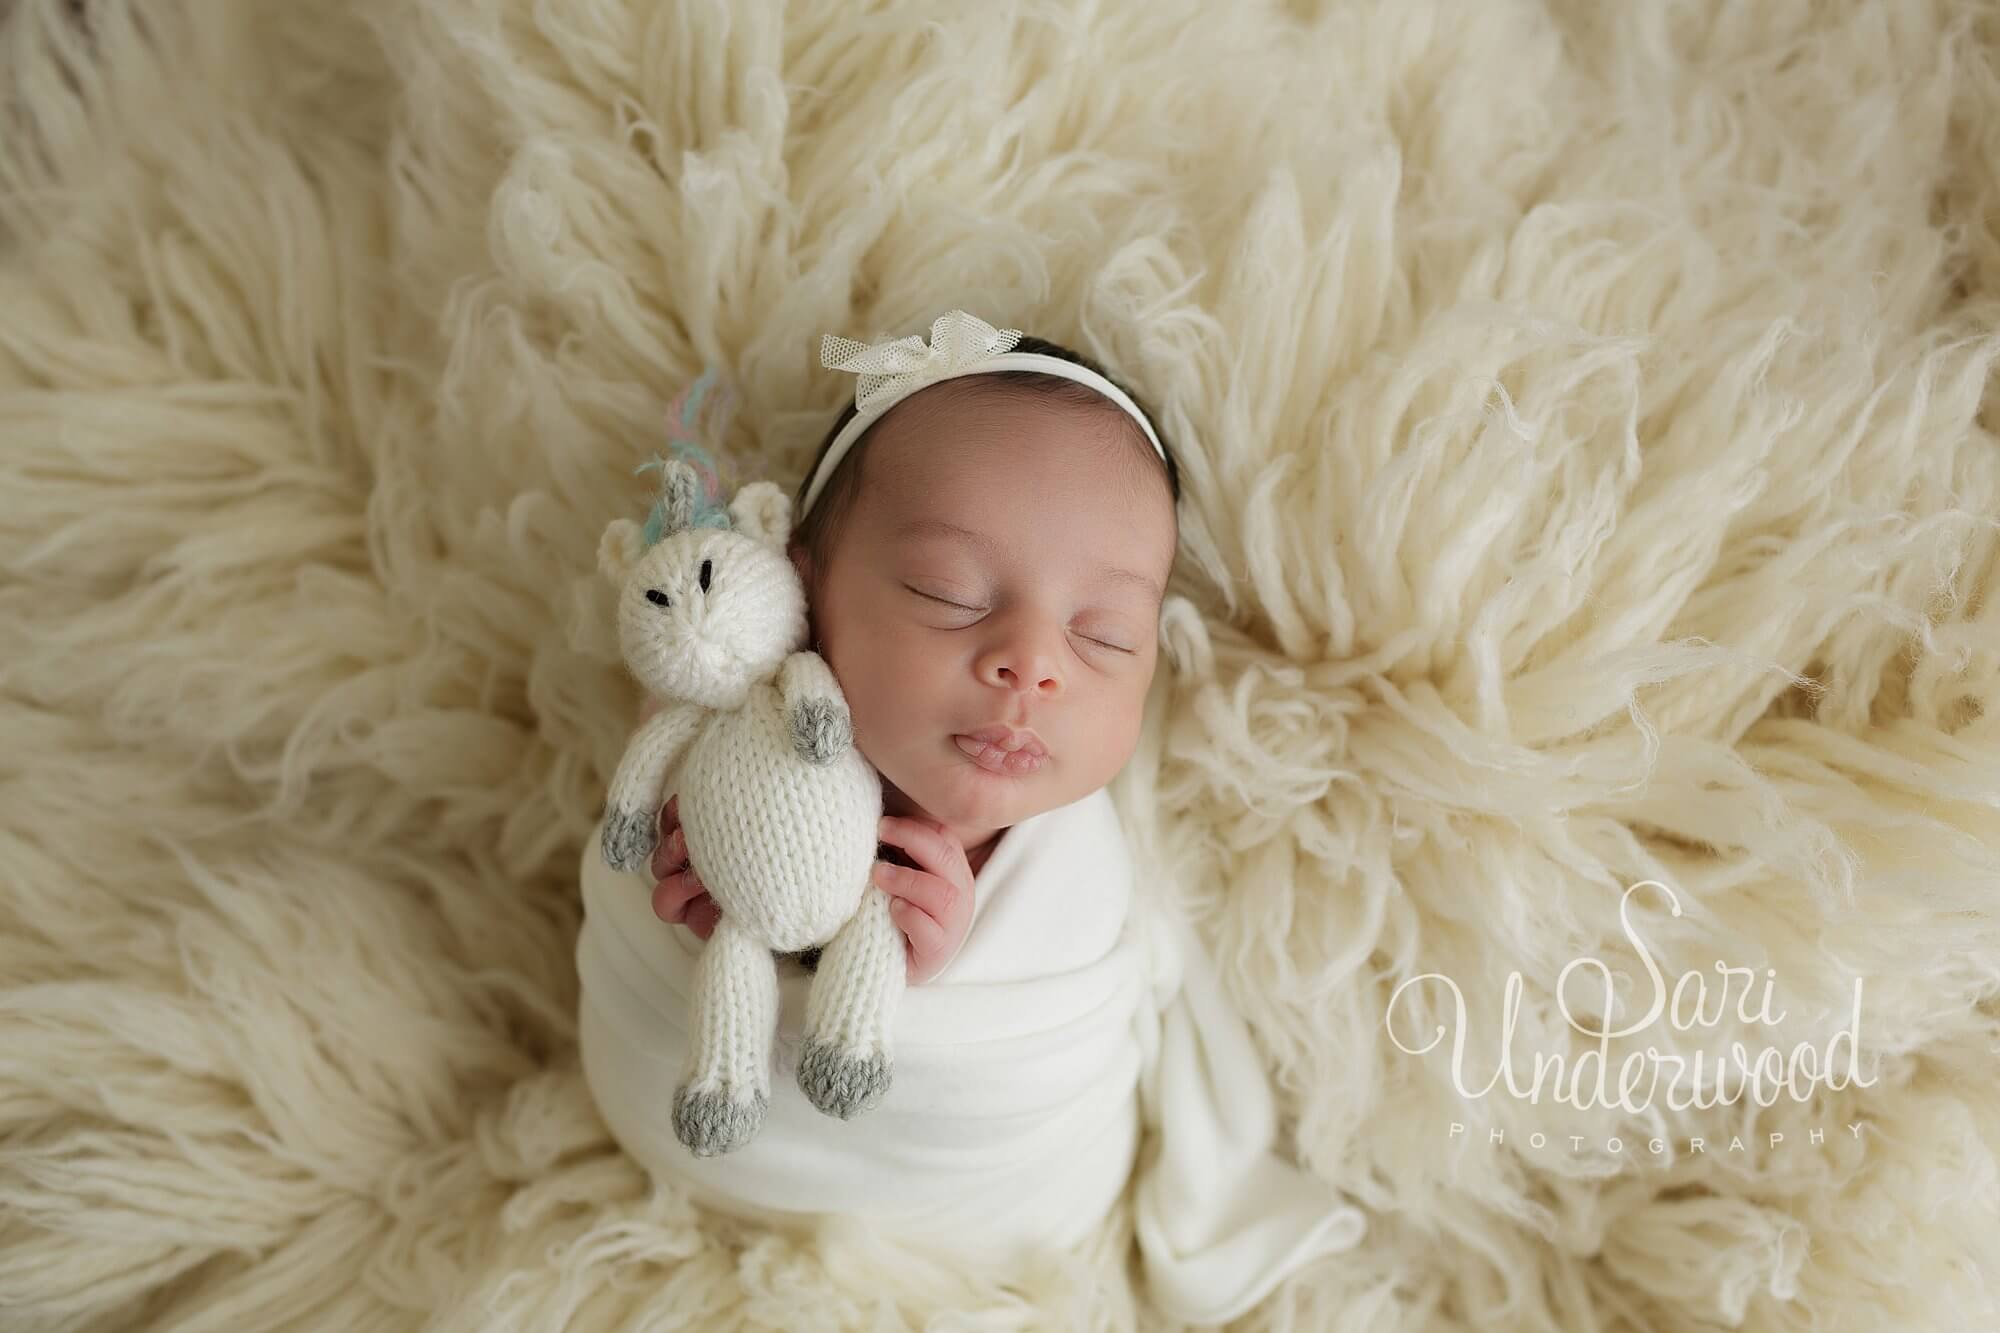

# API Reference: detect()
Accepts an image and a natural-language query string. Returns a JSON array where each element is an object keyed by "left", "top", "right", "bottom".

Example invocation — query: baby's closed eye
[{"left": 902, "top": 585, "right": 1139, "bottom": 653}]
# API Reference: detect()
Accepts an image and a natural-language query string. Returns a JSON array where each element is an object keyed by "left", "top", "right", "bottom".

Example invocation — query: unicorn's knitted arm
[
  {"left": 601, "top": 702, "right": 704, "bottom": 873},
  {"left": 778, "top": 651, "right": 851, "bottom": 767}
]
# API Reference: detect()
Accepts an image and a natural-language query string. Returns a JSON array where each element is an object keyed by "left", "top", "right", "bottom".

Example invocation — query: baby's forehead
[
  {"left": 855, "top": 379, "right": 1175, "bottom": 561},
  {"left": 870, "top": 450, "right": 1165, "bottom": 543},
  {"left": 877, "top": 385, "right": 1158, "bottom": 491}
]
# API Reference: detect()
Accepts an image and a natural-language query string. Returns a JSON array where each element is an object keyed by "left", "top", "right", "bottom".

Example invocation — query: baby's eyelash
[{"left": 907, "top": 587, "right": 1135, "bottom": 653}]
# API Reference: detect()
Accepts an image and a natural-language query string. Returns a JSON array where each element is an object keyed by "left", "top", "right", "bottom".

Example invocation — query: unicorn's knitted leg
[
  {"left": 672, "top": 915, "right": 778, "bottom": 1157},
  {"left": 797, "top": 885, "right": 904, "bottom": 1119}
]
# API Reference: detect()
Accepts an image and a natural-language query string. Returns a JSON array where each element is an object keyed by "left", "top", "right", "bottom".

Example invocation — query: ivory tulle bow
[{"left": 819, "top": 310, "right": 1024, "bottom": 416}]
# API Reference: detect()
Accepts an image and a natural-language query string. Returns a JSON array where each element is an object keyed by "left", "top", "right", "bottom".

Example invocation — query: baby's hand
[
  {"left": 633, "top": 697, "right": 720, "bottom": 936},
  {"left": 650, "top": 794, "right": 721, "bottom": 940},
  {"left": 873, "top": 815, "right": 975, "bottom": 985}
]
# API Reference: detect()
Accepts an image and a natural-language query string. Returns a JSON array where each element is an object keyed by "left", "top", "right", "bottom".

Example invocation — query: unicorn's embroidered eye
[
  {"left": 699, "top": 560, "right": 713, "bottom": 594},
  {"left": 646, "top": 589, "right": 670, "bottom": 608}
]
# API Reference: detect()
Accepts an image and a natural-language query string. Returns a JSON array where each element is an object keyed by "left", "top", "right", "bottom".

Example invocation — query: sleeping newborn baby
[{"left": 575, "top": 312, "right": 1365, "bottom": 1324}]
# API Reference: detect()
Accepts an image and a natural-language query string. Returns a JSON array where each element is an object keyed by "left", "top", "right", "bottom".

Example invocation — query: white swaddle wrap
[{"left": 576, "top": 786, "right": 1365, "bottom": 1325}]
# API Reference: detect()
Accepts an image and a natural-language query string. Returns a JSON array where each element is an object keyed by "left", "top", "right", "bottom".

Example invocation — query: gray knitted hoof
[
  {"left": 789, "top": 697, "right": 851, "bottom": 766},
  {"left": 672, "top": 1082, "right": 768, "bottom": 1158},
  {"left": 796, "top": 1037, "right": 891, "bottom": 1120},
  {"left": 600, "top": 805, "right": 659, "bottom": 875}
]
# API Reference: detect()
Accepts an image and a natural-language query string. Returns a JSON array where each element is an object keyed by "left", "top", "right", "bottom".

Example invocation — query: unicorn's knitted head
[{"left": 598, "top": 458, "right": 806, "bottom": 713}]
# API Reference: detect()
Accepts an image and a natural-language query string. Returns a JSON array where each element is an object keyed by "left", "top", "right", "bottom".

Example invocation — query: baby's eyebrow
[{"left": 896, "top": 518, "right": 1162, "bottom": 598}]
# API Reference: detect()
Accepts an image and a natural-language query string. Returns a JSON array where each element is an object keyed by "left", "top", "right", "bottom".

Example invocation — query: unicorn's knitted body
[{"left": 596, "top": 454, "right": 899, "bottom": 1158}]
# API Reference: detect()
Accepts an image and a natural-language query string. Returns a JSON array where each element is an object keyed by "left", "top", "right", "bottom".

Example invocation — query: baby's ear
[
  {"left": 728, "top": 481, "right": 792, "bottom": 549},
  {"left": 598, "top": 518, "right": 645, "bottom": 583}
]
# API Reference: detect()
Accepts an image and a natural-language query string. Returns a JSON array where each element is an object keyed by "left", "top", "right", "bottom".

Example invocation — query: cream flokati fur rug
[{"left": 3, "top": 0, "right": 1998, "bottom": 1328}]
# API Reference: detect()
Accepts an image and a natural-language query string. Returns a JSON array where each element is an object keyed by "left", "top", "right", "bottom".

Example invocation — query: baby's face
[{"left": 791, "top": 382, "right": 1177, "bottom": 837}]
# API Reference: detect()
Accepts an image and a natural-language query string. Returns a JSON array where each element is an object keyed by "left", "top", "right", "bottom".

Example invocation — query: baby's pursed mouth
[
  {"left": 955, "top": 723, "right": 1049, "bottom": 758},
  {"left": 953, "top": 734, "right": 1048, "bottom": 776}
]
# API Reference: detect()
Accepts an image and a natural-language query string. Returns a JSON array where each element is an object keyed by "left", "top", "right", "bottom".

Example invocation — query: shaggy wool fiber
[{"left": 3, "top": 0, "right": 1998, "bottom": 1329}]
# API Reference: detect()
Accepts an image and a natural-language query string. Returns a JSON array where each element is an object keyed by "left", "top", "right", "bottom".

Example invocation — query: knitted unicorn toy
[{"left": 596, "top": 374, "right": 901, "bottom": 1158}]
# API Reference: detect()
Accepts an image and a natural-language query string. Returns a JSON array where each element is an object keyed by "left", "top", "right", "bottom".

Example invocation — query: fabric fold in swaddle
[
  {"left": 575, "top": 786, "right": 1364, "bottom": 1323},
  {"left": 1129, "top": 901, "right": 1369, "bottom": 1323}
]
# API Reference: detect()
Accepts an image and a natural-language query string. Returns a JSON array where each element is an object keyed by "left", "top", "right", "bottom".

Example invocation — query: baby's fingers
[
  {"left": 886, "top": 896, "right": 943, "bottom": 983},
  {"left": 685, "top": 894, "right": 720, "bottom": 941},
  {"left": 872, "top": 861, "right": 958, "bottom": 925},
  {"left": 650, "top": 824, "right": 690, "bottom": 881},
  {"left": 655, "top": 880, "right": 720, "bottom": 942},
  {"left": 650, "top": 869, "right": 705, "bottom": 923}
]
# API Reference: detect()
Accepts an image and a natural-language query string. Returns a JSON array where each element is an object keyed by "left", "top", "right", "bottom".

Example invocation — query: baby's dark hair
[{"left": 787, "top": 333, "right": 1181, "bottom": 580}]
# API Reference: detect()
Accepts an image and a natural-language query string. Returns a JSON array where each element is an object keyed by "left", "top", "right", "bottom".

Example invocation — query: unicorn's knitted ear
[
  {"left": 728, "top": 481, "right": 792, "bottom": 550},
  {"left": 599, "top": 518, "right": 645, "bottom": 583}
]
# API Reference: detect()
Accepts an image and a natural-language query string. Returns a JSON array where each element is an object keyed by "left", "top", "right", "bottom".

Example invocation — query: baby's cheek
[
  {"left": 842, "top": 675, "right": 922, "bottom": 767},
  {"left": 845, "top": 630, "right": 938, "bottom": 723},
  {"left": 1092, "top": 687, "right": 1150, "bottom": 770}
]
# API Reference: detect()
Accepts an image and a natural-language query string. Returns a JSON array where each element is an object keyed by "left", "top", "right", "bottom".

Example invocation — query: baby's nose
[{"left": 999, "top": 664, "right": 1060, "bottom": 694}]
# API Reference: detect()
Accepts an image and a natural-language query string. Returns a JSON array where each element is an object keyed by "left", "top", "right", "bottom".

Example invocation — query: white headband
[{"left": 799, "top": 309, "right": 1168, "bottom": 519}]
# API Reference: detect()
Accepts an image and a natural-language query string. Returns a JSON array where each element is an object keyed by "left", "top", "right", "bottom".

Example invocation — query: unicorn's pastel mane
[{"left": 636, "top": 367, "right": 741, "bottom": 544}]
